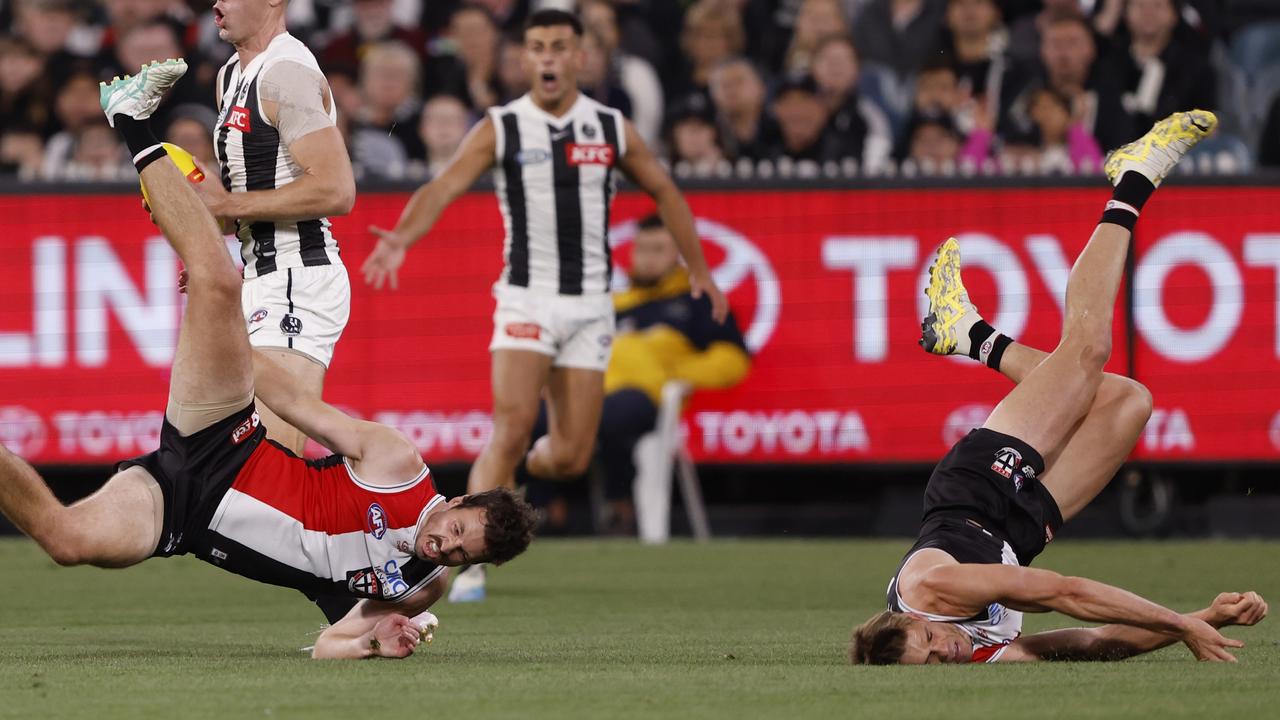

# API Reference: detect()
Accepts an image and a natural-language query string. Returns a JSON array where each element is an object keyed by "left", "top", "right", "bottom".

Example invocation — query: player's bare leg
[
  {"left": 252, "top": 349, "right": 325, "bottom": 454},
  {"left": 975, "top": 111, "right": 1214, "bottom": 463},
  {"left": 0, "top": 60, "right": 248, "bottom": 568},
  {"left": 525, "top": 367, "right": 605, "bottom": 479},
  {"left": 467, "top": 349, "right": 554, "bottom": 493},
  {"left": 450, "top": 349, "right": 551, "bottom": 602}
]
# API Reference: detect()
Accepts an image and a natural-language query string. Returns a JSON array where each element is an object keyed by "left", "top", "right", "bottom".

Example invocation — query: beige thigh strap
[{"left": 166, "top": 392, "right": 255, "bottom": 437}]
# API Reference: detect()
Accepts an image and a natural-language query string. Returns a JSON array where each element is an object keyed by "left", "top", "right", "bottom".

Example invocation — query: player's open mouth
[
  {"left": 540, "top": 73, "right": 558, "bottom": 90},
  {"left": 423, "top": 539, "right": 441, "bottom": 560},
  {"left": 214, "top": 8, "right": 225, "bottom": 27}
]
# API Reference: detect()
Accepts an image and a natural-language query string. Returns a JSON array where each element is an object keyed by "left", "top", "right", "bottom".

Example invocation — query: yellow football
[{"left": 140, "top": 142, "right": 205, "bottom": 206}]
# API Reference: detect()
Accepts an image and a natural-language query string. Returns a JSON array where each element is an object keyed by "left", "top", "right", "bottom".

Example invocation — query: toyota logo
[
  {"left": 0, "top": 406, "right": 47, "bottom": 457},
  {"left": 609, "top": 217, "right": 780, "bottom": 352}
]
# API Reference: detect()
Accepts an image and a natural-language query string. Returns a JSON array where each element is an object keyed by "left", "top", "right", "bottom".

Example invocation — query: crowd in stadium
[{"left": 1, "top": 0, "right": 1278, "bottom": 181}]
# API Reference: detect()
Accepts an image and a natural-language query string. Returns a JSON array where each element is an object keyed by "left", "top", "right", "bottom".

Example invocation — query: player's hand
[
  {"left": 177, "top": 268, "right": 189, "bottom": 295},
  {"left": 370, "top": 614, "right": 421, "bottom": 659},
  {"left": 1207, "top": 592, "right": 1269, "bottom": 628},
  {"left": 362, "top": 225, "right": 410, "bottom": 290},
  {"left": 1180, "top": 616, "right": 1244, "bottom": 662},
  {"left": 690, "top": 271, "right": 729, "bottom": 324},
  {"left": 190, "top": 158, "right": 234, "bottom": 220}
]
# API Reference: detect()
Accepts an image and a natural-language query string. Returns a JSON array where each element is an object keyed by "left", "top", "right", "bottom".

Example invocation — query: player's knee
[
  {"left": 548, "top": 440, "right": 594, "bottom": 478},
  {"left": 1119, "top": 379, "right": 1154, "bottom": 426},
  {"left": 1065, "top": 332, "right": 1111, "bottom": 375},
  {"left": 188, "top": 268, "right": 242, "bottom": 303}
]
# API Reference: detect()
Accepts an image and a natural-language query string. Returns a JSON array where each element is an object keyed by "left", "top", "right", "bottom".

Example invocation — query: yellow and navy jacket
[{"left": 606, "top": 268, "right": 751, "bottom": 404}]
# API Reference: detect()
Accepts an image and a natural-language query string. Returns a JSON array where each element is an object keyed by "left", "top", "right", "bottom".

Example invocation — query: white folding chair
[{"left": 632, "top": 381, "right": 711, "bottom": 544}]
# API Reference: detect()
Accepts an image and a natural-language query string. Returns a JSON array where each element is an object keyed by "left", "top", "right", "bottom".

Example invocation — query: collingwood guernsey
[
  {"left": 215, "top": 33, "right": 342, "bottom": 279},
  {"left": 489, "top": 93, "right": 627, "bottom": 296}
]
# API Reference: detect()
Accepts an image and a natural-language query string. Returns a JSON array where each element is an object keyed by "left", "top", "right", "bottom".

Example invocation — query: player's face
[
  {"left": 212, "top": 0, "right": 271, "bottom": 44},
  {"left": 415, "top": 501, "right": 488, "bottom": 566},
  {"left": 898, "top": 618, "right": 973, "bottom": 664},
  {"left": 524, "top": 25, "right": 584, "bottom": 106}
]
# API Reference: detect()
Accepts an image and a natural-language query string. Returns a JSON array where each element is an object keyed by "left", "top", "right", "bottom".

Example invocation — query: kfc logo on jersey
[
  {"left": 230, "top": 410, "right": 261, "bottom": 445},
  {"left": 991, "top": 446, "right": 1022, "bottom": 480},
  {"left": 505, "top": 322, "right": 541, "bottom": 340},
  {"left": 225, "top": 106, "right": 251, "bottom": 133},
  {"left": 566, "top": 143, "right": 615, "bottom": 166},
  {"left": 367, "top": 502, "right": 388, "bottom": 539}
]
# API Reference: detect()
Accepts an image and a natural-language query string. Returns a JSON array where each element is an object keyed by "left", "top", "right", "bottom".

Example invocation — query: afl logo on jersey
[
  {"left": 225, "top": 106, "right": 251, "bottom": 133},
  {"left": 367, "top": 503, "right": 388, "bottom": 539}
]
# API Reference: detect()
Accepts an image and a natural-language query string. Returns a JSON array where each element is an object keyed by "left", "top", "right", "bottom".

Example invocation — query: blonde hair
[
  {"left": 849, "top": 611, "right": 915, "bottom": 665},
  {"left": 681, "top": 1, "right": 746, "bottom": 60}
]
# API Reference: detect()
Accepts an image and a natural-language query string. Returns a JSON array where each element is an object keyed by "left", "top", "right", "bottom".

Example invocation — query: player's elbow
[{"left": 328, "top": 176, "right": 356, "bottom": 216}]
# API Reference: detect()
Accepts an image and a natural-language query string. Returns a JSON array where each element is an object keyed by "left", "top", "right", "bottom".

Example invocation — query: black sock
[
  {"left": 1099, "top": 172, "right": 1157, "bottom": 231},
  {"left": 967, "top": 319, "right": 1013, "bottom": 371},
  {"left": 113, "top": 115, "right": 166, "bottom": 173}
]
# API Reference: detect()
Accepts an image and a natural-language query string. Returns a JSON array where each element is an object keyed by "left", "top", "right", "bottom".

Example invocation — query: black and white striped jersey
[
  {"left": 214, "top": 33, "right": 341, "bottom": 279},
  {"left": 489, "top": 93, "right": 627, "bottom": 296}
]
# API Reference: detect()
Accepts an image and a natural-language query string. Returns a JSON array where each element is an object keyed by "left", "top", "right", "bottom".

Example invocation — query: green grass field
[{"left": 0, "top": 537, "right": 1276, "bottom": 719}]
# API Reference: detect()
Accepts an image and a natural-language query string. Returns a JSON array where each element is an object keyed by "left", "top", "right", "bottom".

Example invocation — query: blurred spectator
[
  {"left": 913, "top": 56, "right": 962, "bottom": 117},
  {"left": 708, "top": 57, "right": 777, "bottom": 162},
  {"left": 784, "top": 0, "right": 852, "bottom": 73},
  {"left": 467, "top": 0, "right": 529, "bottom": 35},
  {"left": 811, "top": 35, "right": 893, "bottom": 168},
  {"left": 13, "top": 0, "right": 91, "bottom": 83},
  {"left": 941, "top": 0, "right": 1010, "bottom": 102},
  {"left": 495, "top": 34, "right": 530, "bottom": 103},
  {"left": 1002, "top": 12, "right": 1132, "bottom": 153},
  {"left": 350, "top": 40, "right": 425, "bottom": 179},
  {"left": 1008, "top": 0, "right": 1092, "bottom": 63},
  {"left": 963, "top": 87, "right": 1102, "bottom": 173},
  {"left": 446, "top": 4, "right": 503, "bottom": 110},
  {"left": 43, "top": 121, "right": 132, "bottom": 180},
  {"left": 673, "top": 0, "right": 746, "bottom": 100},
  {"left": 163, "top": 103, "right": 218, "bottom": 170},
  {"left": 665, "top": 93, "right": 725, "bottom": 173},
  {"left": 0, "top": 37, "right": 54, "bottom": 136},
  {"left": 580, "top": 0, "right": 665, "bottom": 146},
  {"left": 407, "top": 94, "right": 472, "bottom": 179},
  {"left": 580, "top": 29, "right": 633, "bottom": 118},
  {"left": 852, "top": 0, "right": 947, "bottom": 78},
  {"left": 47, "top": 69, "right": 100, "bottom": 138},
  {"left": 319, "top": 0, "right": 430, "bottom": 82},
  {"left": 1097, "top": 0, "right": 1215, "bottom": 140},
  {"left": 767, "top": 73, "right": 852, "bottom": 163},
  {"left": 901, "top": 109, "right": 961, "bottom": 169},
  {"left": 106, "top": 20, "right": 208, "bottom": 123},
  {"left": 531, "top": 213, "right": 751, "bottom": 535},
  {"left": 1260, "top": 96, "right": 1280, "bottom": 168},
  {"left": 0, "top": 127, "right": 45, "bottom": 178},
  {"left": 95, "top": 0, "right": 193, "bottom": 77}
]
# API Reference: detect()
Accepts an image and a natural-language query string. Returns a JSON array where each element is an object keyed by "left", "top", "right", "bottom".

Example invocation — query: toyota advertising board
[{"left": 1, "top": 185, "right": 1277, "bottom": 464}]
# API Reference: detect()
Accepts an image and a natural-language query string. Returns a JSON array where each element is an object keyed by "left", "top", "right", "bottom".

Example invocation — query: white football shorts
[
  {"left": 241, "top": 264, "right": 351, "bottom": 368},
  {"left": 488, "top": 283, "right": 615, "bottom": 371}
]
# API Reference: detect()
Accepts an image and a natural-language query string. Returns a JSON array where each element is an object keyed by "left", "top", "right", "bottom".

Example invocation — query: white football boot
[{"left": 99, "top": 58, "right": 188, "bottom": 127}]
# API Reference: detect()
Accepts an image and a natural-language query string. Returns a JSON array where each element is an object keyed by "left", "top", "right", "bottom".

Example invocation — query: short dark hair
[
  {"left": 524, "top": 9, "right": 584, "bottom": 39},
  {"left": 459, "top": 488, "right": 537, "bottom": 565},
  {"left": 849, "top": 611, "right": 914, "bottom": 665},
  {"left": 637, "top": 213, "right": 664, "bottom": 232}
]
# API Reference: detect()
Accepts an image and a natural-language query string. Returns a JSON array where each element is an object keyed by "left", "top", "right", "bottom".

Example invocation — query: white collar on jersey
[{"left": 519, "top": 92, "right": 587, "bottom": 127}]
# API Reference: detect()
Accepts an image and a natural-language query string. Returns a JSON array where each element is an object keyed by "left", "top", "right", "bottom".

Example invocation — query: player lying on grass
[
  {"left": 850, "top": 110, "right": 1269, "bottom": 665},
  {"left": 0, "top": 61, "right": 537, "bottom": 660}
]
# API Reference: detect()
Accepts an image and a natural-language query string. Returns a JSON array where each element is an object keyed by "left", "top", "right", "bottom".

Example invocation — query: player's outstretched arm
[
  {"left": 362, "top": 116, "right": 497, "bottom": 290},
  {"left": 919, "top": 564, "right": 1245, "bottom": 661},
  {"left": 313, "top": 578, "right": 446, "bottom": 659},
  {"left": 616, "top": 119, "right": 729, "bottom": 323},
  {"left": 998, "top": 591, "right": 1268, "bottom": 662}
]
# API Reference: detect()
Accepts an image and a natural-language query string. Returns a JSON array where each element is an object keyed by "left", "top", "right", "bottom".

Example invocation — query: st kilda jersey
[
  {"left": 194, "top": 440, "right": 445, "bottom": 603},
  {"left": 489, "top": 93, "right": 627, "bottom": 296},
  {"left": 214, "top": 33, "right": 342, "bottom": 279}
]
